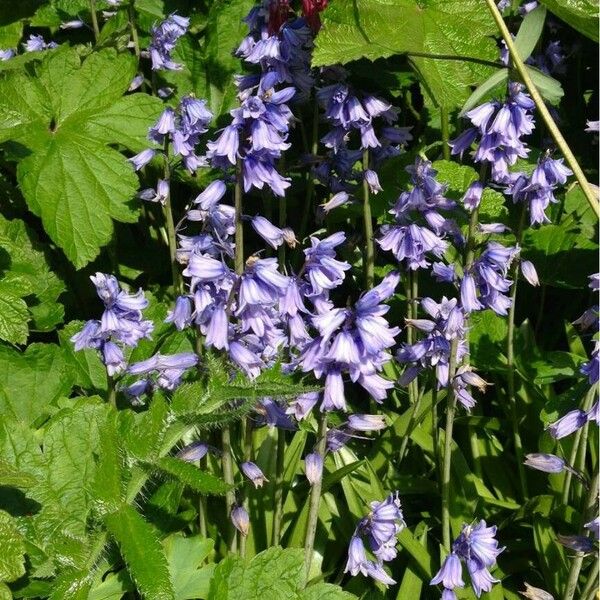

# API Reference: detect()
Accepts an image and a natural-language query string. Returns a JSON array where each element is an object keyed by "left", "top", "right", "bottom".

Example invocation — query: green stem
[
  {"left": 562, "top": 388, "right": 596, "bottom": 504},
  {"left": 398, "top": 383, "right": 426, "bottom": 465},
  {"left": 440, "top": 105, "right": 450, "bottom": 161},
  {"left": 580, "top": 556, "right": 599, "bottom": 600},
  {"left": 441, "top": 338, "right": 459, "bottom": 550},
  {"left": 304, "top": 413, "right": 328, "bottom": 575},
  {"left": 106, "top": 374, "right": 116, "bottom": 409},
  {"left": 432, "top": 384, "right": 440, "bottom": 481},
  {"left": 221, "top": 426, "right": 237, "bottom": 553},
  {"left": 128, "top": 4, "right": 141, "bottom": 60},
  {"left": 362, "top": 149, "right": 374, "bottom": 288},
  {"left": 239, "top": 421, "right": 253, "bottom": 558},
  {"left": 89, "top": 0, "right": 100, "bottom": 42},
  {"left": 198, "top": 456, "right": 208, "bottom": 538},
  {"left": 271, "top": 428, "right": 286, "bottom": 545},
  {"left": 562, "top": 470, "right": 599, "bottom": 600},
  {"left": 234, "top": 160, "right": 244, "bottom": 274},
  {"left": 484, "top": 0, "right": 599, "bottom": 218},
  {"left": 299, "top": 100, "right": 319, "bottom": 242},
  {"left": 162, "top": 143, "right": 183, "bottom": 295},
  {"left": 506, "top": 207, "right": 528, "bottom": 499}
]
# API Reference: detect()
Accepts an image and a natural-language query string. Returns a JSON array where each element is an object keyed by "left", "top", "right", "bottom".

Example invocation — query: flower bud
[
  {"left": 231, "top": 505, "right": 249, "bottom": 536},
  {"left": 177, "top": 442, "right": 209, "bottom": 462},
  {"left": 520, "top": 260, "right": 539, "bottom": 286},
  {"left": 348, "top": 414, "right": 387, "bottom": 432},
  {"left": 304, "top": 452, "right": 323, "bottom": 485},
  {"left": 240, "top": 461, "right": 268, "bottom": 488},
  {"left": 524, "top": 453, "right": 566, "bottom": 473}
]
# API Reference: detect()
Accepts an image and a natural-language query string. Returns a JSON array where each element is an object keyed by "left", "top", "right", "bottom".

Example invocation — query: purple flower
[
  {"left": 138, "top": 179, "right": 169, "bottom": 205},
  {"left": 452, "top": 520, "right": 504, "bottom": 568},
  {"left": 467, "top": 558, "right": 499, "bottom": 597},
  {"left": 348, "top": 414, "right": 387, "bottom": 431},
  {"left": 524, "top": 453, "right": 569, "bottom": 474},
  {"left": 240, "top": 461, "right": 268, "bottom": 487},
  {"left": 250, "top": 215, "right": 296, "bottom": 249},
  {"left": 520, "top": 260, "right": 539, "bottom": 286},
  {"left": 231, "top": 505, "right": 249, "bottom": 536},
  {"left": 430, "top": 553, "right": 464, "bottom": 590},
  {"left": 584, "top": 517, "right": 600, "bottom": 540},
  {"left": 165, "top": 296, "right": 193, "bottom": 330},
  {"left": 558, "top": 535, "right": 594, "bottom": 553},
  {"left": 194, "top": 180, "right": 227, "bottom": 208},
  {"left": 129, "top": 148, "right": 156, "bottom": 171},
  {"left": 547, "top": 409, "right": 588, "bottom": 439},
  {"left": 177, "top": 442, "right": 209, "bottom": 462},
  {"left": 462, "top": 181, "right": 483, "bottom": 211},
  {"left": 304, "top": 452, "right": 323, "bottom": 485},
  {"left": 364, "top": 170, "right": 383, "bottom": 194},
  {"left": 149, "top": 13, "right": 189, "bottom": 71},
  {"left": 286, "top": 392, "right": 319, "bottom": 420}
]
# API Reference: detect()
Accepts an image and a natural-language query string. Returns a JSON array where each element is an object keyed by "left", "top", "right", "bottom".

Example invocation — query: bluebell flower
[
  {"left": 547, "top": 409, "right": 588, "bottom": 439},
  {"left": 304, "top": 452, "right": 323, "bottom": 485},
  {"left": 286, "top": 392, "right": 319, "bottom": 420},
  {"left": 240, "top": 461, "right": 268, "bottom": 487},
  {"left": 430, "top": 553, "right": 464, "bottom": 590},
  {"left": 0, "top": 49, "right": 14, "bottom": 61},
  {"left": 129, "top": 148, "right": 156, "bottom": 171},
  {"left": 231, "top": 505, "right": 249, "bottom": 536},
  {"left": 177, "top": 442, "right": 209, "bottom": 462},
  {"left": 462, "top": 181, "right": 484, "bottom": 211},
  {"left": 520, "top": 260, "right": 539, "bottom": 286},
  {"left": 581, "top": 342, "right": 599, "bottom": 385},
  {"left": 149, "top": 13, "right": 189, "bottom": 71},
  {"left": 558, "top": 535, "right": 594, "bottom": 553},
  {"left": 250, "top": 215, "right": 297, "bottom": 249},
  {"left": 584, "top": 517, "right": 600, "bottom": 540},
  {"left": 344, "top": 492, "right": 404, "bottom": 585},
  {"left": 165, "top": 295, "right": 193, "bottom": 330},
  {"left": 524, "top": 453, "right": 569, "bottom": 474},
  {"left": 138, "top": 179, "right": 169, "bottom": 205}
]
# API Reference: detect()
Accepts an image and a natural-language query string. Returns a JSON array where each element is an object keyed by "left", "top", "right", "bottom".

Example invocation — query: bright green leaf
[{"left": 0, "top": 510, "right": 26, "bottom": 582}]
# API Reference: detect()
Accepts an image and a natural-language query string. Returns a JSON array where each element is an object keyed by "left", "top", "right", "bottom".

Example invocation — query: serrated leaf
[
  {"left": 0, "top": 343, "right": 72, "bottom": 424},
  {"left": 0, "top": 47, "right": 158, "bottom": 267},
  {"left": 479, "top": 188, "right": 508, "bottom": 220},
  {"left": 153, "top": 457, "right": 232, "bottom": 495},
  {"left": 313, "top": 0, "right": 499, "bottom": 107},
  {"left": 432, "top": 160, "right": 478, "bottom": 194},
  {"left": 0, "top": 213, "right": 65, "bottom": 332},
  {"left": 0, "top": 21, "right": 22, "bottom": 47},
  {"left": 208, "top": 547, "right": 306, "bottom": 600},
  {"left": 539, "top": 0, "right": 598, "bottom": 42},
  {"left": 0, "top": 510, "right": 26, "bottom": 582},
  {"left": 301, "top": 584, "right": 356, "bottom": 599},
  {"left": 105, "top": 505, "right": 175, "bottom": 600}
]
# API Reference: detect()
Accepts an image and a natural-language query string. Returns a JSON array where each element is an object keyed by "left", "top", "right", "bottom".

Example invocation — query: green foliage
[
  {"left": 0, "top": 510, "right": 26, "bottom": 583},
  {"left": 208, "top": 546, "right": 355, "bottom": 599},
  {"left": 539, "top": 0, "right": 598, "bottom": 41},
  {"left": 105, "top": 505, "right": 176, "bottom": 600},
  {"left": 0, "top": 46, "right": 162, "bottom": 267},
  {"left": 152, "top": 457, "right": 232, "bottom": 496},
  {"left": 313, "top": 0, "right": 499, "bottom": 106}
]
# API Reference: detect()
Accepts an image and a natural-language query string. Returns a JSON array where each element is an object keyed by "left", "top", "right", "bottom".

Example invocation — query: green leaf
[
  {"left": 301, "top": 584, "right": 356, "bottom": 599},
  {"left": 539, "top": 0, "right": 598, "bottom": 42},
  {"left": 153, "top": 457, "right": 232, "bottom": 496},
  {"left": 0, "top": 213, "right": 65, "bottom": 333},
  {"left": 0, "top": 510, "right": 26, "bottom": 582},
  {"left": 0, "top": 47, "right": 159, "bottom": 267},
  {"left": 525, "top": 64, "right": 564, "bottom": 105},
  {"left": 432, "top": 160, "right": 478, "bottom": 194},
  {"left": 0, "top": 460, "right": 36, "bottom": 488},
  {"left": 460, "top": 68, "right": 509, "bottom": 116},
  {"left": 313, "top": 0, "right": 499, "bottom": 107},
  {"left": 0, "top": 343, "right": 72, "bottom": 424},
  {"left": 163, "top": 534, "right": 215, "bottom": 600},
  {"left": 514, "top": 5, "right": 547, "bottom": 61},
  {"left": 0, "top": 22, "right": 22, "bottom": 47},
  {"left": 0, "top": 290, "right": 28, "bottom": 344},
  {"left": 479, "top": 188, "right": 508, "bottom": 220},
  {"left": 105, "top": 505, "right": 175, "bottom": 600},
  {"left": 208, "top": 547, "right": 306, "bottom": 600}
]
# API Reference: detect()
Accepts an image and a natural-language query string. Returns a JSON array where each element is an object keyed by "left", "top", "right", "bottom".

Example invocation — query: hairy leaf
[
  {"left": 152, "top": 457, "right": 232, "bottom": 495},
  {"left": 105, "top": 505, "right": 175, "bottom": 600},
  {"left": 0, "top": 510, "right": 26, "bottom": 582}
]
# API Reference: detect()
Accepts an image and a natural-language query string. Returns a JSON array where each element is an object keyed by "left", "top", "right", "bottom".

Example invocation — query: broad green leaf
[
  {"left": 460, "top": 68, "right": 509, "bottom": 116},
  {"left": 479, "top": 188, "right": 508, "bottom": 220},
  {"left": 514, "top": 5, "right": 547, "bottom": 61},
  {"left": 0, "top": 510, "right": 26, "bottom": 582},
  {"left": 0, "top": 47, "right": 160, "bottom": 267},
  {"left": 313, "top": 0, "right": 499, "bottom": 107},
  {"left": 105, "top": 505, "right": 175, "bottom": 600},
  {"left": 88, "top": 569, "right": 134, "bottom": 600},
  {"left": 0, "top": 213, "right": 65, "bottom": 333},
  {"left": 539, "top": 0, "right": 598, "bottom": 41},
  {"left": 301, "top": 584, "right": 356, "bottom": 599},
  {"left": 48, "top": 571, "right": 92, "bottom": 600},
  {"left": 525, "top": 64, "right": 564, "bottom": 105},
  {"left": 122, "top": 393, "right": 170, "bottom": 460},
  {"left": 163, "top": 534, "right": 215, "bottom": 600},
  {"left": 153, "top": 457, "right": 232, "bottom": 495},
  {"left": 0, "top": 460, "right": 36, "bottom": 488},
  {"left": 432, "top": 160, "right": 478, "bottom": 195},
  {"left": 0, "top": 22, "right": 22, "bottom": 48},
  {"left": 0, "top": 290, "right": 28, "bottom": 344},
  {"left": 532, "top": 515, "right": 568, "bottom": 597},
  {"left": 208, "top": 547, "right": 305, "bottom": 600},
  {"left": 0, "top": 343, "right": 72, "bottom": 424}
]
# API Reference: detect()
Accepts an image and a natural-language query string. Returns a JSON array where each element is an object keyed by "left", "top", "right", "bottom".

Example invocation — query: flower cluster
[
  {"left": 297, "top": 270, "right": 400, "bottom": 410},
  {"left": 430, "top": 521, "right": 504, "bottom": 598},
  {"left": 378, "top": 158, "right": 458, "bottom": 270},
  {"left": 345, "top": 492, "right": 405, "bottom": 585},
  {"left": 71, "top": 273, "right": 153, "bottom": 376},
  {"left": 149, "top": 13, "right": 189, "bottom": 71},
  {"left": 450, "top": 82, "right": 535, "bottom": 183},
  {"left": 131, "top": 96, "right": 213, "bottom": 176},
  {"left": 505, "top": 153, "right": 573, "bottom": 225}
]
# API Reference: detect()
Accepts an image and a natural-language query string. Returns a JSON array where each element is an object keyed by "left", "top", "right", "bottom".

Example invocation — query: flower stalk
[{"left": 362, "top": 149, "right": 374, "bottom": 288}]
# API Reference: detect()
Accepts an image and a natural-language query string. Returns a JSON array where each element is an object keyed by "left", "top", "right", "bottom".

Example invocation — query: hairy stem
[
  {"left": 506, "top": 207, "right": 528, "bottom": 499},
  {"left": 89, "top": 0, "right": 100, "bottom": 42},
  {"left": 442, "top": 338, "right": 459, "bottom": 550},
  {"left": 304, "top": 413, "right": 328, "bottom": 575},
  {"left": 362, "top": 149, "right": 374, "bottom": 288},
  {"left": 484, "top": 0, "right": 599, "bottom": 218},
  {"left": 562, "top": 470, "right": 599, "bottom": 600}
]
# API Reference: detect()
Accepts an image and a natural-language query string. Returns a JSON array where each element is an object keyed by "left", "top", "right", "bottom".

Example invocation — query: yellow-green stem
[
  {"left": 440, "top": 105, "right": 450, "bottom": 161},
  {"left": 89, "top": 0, "right": 100, "bottom": 42},
  {"left": 484, "top": 0, "right": 599, "bottom": 218},
  {"left": 162, "top": 143, "right": 183, "bottom": 295}
]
